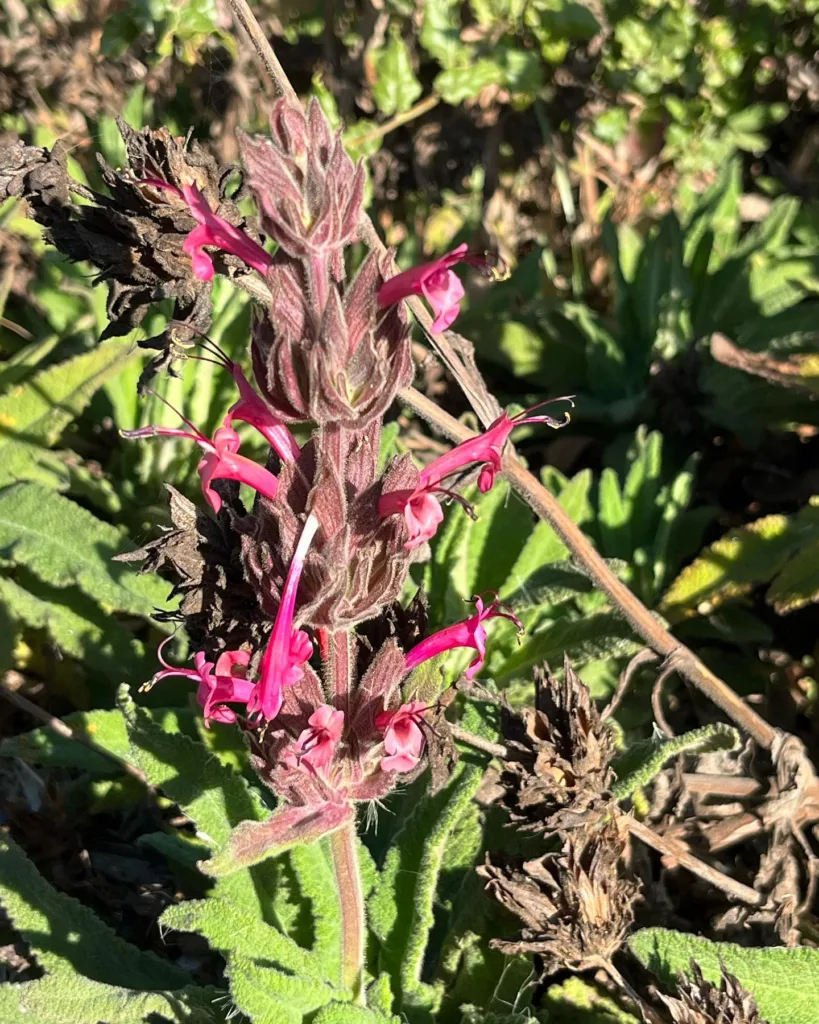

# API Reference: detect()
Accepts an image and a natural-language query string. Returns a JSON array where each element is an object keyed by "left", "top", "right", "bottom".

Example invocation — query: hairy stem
[{"left": 329, "top": 819, "right": 365, "bottom": 999}]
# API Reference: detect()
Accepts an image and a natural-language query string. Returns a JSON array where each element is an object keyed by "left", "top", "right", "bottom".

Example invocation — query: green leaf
[
  {"left": 660, "top": 512, "right": 804, "bottom": 622},
  {"left": 630, "top": 928, "right": 819, "bottom": 1024},
  {"left": 0, "top": 832, "right": 190, "bottom": 989},
  {"left": 493, "top": 611, "right": 640, "bottom": 683},
  {"left": 289, "top": 840, "right": 344, "bottom": 979},
  {"left": 225, "top": 954, "right": 339, "bottom": 1024},
  {"left": 369, "top": 765, "right": 483, "bottom": 1012},
  {"left": 0, "top": 707, "right": 188, "bottom": 773},
  {"left": 598, "top": 467, "right": 631, "bottom": 561},
  {"left": 434, "top": 60, "right": 501, "bottom": 104},
  {"left": 118, "top": 684, "right": 286, "bottom": 913},
  {"left": 0, "top": 339, "right": 137, "bottom": 486},
  {"left": 0, "top": 483, "right": 171, "bottom": 619},
  {"left": 611, "top": 723, "right": 740, "bottom": 800},
  {"left": 372, "top": 34, "right": 422, "bottom": 116},
  {"left": 2, "top": 976, "right": 221, "bottom": 1024},
  {"left": 119, "top": 686, "right": 268, "bottom": 852},
  {"left": 160, "top": 882, "right": 327, "bottom": 981},
  {"left": 420, "top": 0, "right": 468, "bottom": 68},
  {"left": 314, "top": 1004, "right": 401, "bottom": 1024},
  {"left": 0, "top": 333, "right": 61, "bottom": 392},
  {"left": 500, "top": 469, "right": 594, "bottom": 597},
  {"left": 0, "top": 575, "right": 147, "bottom": 679}
]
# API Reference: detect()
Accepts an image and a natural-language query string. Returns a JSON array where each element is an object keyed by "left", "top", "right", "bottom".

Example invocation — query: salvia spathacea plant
[{"left": 27, "top": 95, "right": 570, "bottom": 999}]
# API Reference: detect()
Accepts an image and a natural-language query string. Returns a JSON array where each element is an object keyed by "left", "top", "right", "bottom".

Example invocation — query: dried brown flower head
[
  {"left": 0, "top": 120, "right": 260, "bottom": 387},
  {"left": 658, "top": 961, "right": 768, "bottom": 1024},
  {"left": 498, "top": 655, "right": 616, "bottom": 833},
  {"left": 479, "top": 820, "right": 639, "bottom": 977}
]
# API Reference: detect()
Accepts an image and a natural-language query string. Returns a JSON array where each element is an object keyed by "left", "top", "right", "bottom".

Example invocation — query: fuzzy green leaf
[
  {"left": 612, "top": 723, "right": 740, "bottom": 800},
  {"left": 0, "top": 482, "right": 171, "bottom": 618},
  {"left": 0, "top": 833, "right": 190, "bottom": 989},
  {"left": 0, "top": 339, "right": 137, "bottom": 485},
  {"left": 225, "top": 954, "right": 341, "bottom": 1024},
  {"left": 369, "top": 765, "right": 483, "bottom": 1012},
  {"left": 0, "top": 707, "right": 188, "bottom": 773},
  {"left": 289, "top": 840, "right": 344, "bottom": 979},
  {"left": 314, "top": 1004, "right": 401, "bottom": 1024},
  {"left": 493, "top": 612, "right": 640, "bottom": 683},
  {"left": 118, "top": 686, "right": 268, "bottom": 850},
  {"left": 3, "top": 976, "right": 222, "bottom": 1024},
  {"left": 372, "top": 35, "right": 422, "bottom": 116},
  {"left": 0, "top": 575, "right": 147, "bottom": 679},
  {"left": 660, "top": 511, "right": 807, "bottom": 622},
  {"left": 160, "top": 882, "right": 327, "bottom": 981},
  {"left": 500, "top": 470, "right": 593, "bottom": 597},
  {"left": 118, "top": 685, "right": 280, "bottom": 917},
  {"left": 630, "top": 928, "right": 819, "bottom": 1024}
]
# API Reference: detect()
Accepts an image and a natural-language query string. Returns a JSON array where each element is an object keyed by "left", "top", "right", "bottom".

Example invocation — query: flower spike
[
  {"left": 249, "top": 514, "right": 321, "bottom": 722},
  {"left": 404, "top": 593, "right": 523, "bottom": 681}
]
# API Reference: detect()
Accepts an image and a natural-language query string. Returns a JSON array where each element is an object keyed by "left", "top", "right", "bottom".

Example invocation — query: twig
[
  {"left": 450, "top": 724, "right": 509, "bottom": 760},
  {"left": 352, "top": 94, "right": 441, "bottom": 149},
  {"left": 223, "top": 1, "right": 779, "bottom": 754},
  {"left": 225, "top": 0, "right": 299, "bottom": 105},
  {"left": 594, "top": 956, "right": 662, "bottom": 1024},
  {"left": 602, "top": 649, "right": 658, "bottom": 723},
  {"left": 627, "top": 816, "right": 767, "bottom": 908},
  {"left": 651, "top": 659, "right": 678, "bottom": 738},
  {"left": 0, "top": 680, "right": 149, "bottom": 786}
]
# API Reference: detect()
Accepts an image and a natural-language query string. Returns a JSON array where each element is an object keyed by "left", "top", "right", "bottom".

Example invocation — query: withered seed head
[
  {"left": 498, "top": 655, "right": 616, "bottom": 833},
  {"left": 479, "top": 819, "right": 639, "bottom": 977},
  {"left": 658, "top": 961, "right": 768, "bottom": 1024},
  {"left": 0, "top": 121, "right": 259, "bottom": 388}
]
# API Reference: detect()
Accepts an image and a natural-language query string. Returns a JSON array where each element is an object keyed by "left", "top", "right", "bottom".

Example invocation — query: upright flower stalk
[{"left": 118, "top": 98, "right": 532, "bottom": 957}]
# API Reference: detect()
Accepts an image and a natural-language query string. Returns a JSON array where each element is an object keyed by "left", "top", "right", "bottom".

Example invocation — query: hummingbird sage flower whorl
[{"left": 379, "top": 400, "right": 572, "bottom": 549}]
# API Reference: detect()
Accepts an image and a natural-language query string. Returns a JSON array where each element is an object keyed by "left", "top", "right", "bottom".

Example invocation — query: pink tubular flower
[
  {"left": 148, "top": 642, "right": 254, "bottom": 726},
  {"left": 225, "top": 362, "right": 301, "bottom": 463},
  {"left": 284, "top": 704, "right": 345, "bottom": 770},
  {"left": 379, "top": 400, "right": 572, "bottom": 550},
  {"left": 375, "top": 701, "right": 428, "bottom": 773},
  {"left": 122, "top": 415, "right": 279, "bottom": 515},
  {"left": 143, "top": 179, "right": 273, "bottom": 282},
  {"left": 248, "top": 514, "right": 320, "bottom": 722},
  {"left": 378, "top": 243, "right": 468, "bottom": 333},
  {"left": 404, "top": 594, "right": 523, "bottom": 681}
]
